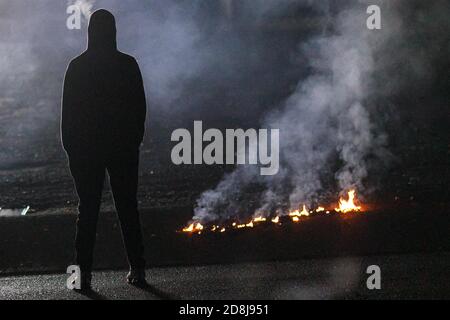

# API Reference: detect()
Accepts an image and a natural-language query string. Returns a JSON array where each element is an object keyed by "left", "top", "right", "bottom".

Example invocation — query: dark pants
[{"left": 69, "top": 149, "right": 145, "bottom": 273}]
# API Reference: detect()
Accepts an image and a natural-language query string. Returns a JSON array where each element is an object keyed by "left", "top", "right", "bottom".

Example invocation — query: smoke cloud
[
  {"left": 193, "top": 0, "right": 449, "bottom": 222},
  {"left": 69, "top": 0, "right": 95, "bottom": 22}
]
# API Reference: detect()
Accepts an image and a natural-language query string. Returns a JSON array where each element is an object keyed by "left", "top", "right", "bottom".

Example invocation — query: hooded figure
[
  {"left": 62, "top": 9, "right": 146, "bottom": 155},
  {"left": 62, "top": 9, "right": 146, "bottom": 290}
]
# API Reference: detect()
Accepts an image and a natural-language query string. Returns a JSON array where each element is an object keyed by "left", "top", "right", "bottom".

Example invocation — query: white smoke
[
  {"left": 193, "top": 1, "right": 393, "bottom": 222},
  {"left": 69, "top": 0, "right": 95, "bottom": 21}
]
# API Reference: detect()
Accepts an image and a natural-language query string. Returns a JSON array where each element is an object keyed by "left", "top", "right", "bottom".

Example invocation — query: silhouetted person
[{"left": 62, "top": 9, "right": 146, "bottom": 290}]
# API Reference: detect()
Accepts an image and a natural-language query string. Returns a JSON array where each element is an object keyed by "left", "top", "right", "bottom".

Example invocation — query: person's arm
[
  {"left": 131, "top": 58, "right": 147, "bottom": 147},
  {"left": 61, "top": 61, "right": 78, "bottom": 154}
]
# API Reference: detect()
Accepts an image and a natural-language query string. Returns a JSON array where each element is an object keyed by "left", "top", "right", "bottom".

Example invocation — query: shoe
[{"left": 127, "top": 267, "right": 146, "bottom": 286}]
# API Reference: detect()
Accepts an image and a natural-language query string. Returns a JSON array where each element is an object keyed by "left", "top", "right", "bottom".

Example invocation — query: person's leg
[
  {"left": 69, "top": 157, "right": 105, "bottom": 274},
  {"left": 107, "top": 149, "right": 145, "bottom": 271}
]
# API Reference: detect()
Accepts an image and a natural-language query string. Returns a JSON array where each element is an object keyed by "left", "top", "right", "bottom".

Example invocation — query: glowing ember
[
  {"left": 271, "top": 216, "right": 280, "bottom": 224},
  {"left": 253, "top": 216, "right": 267, "bottom": 223},
  {"left": 316, "top": 207, "right": 325, "bottom": 213},
  {"left": 335, "top": 190, "right": 362, "bottom": 213}
]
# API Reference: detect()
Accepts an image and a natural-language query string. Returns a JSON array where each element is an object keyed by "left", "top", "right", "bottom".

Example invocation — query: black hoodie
[{"left": 61, "top": 9, "right": 146, "bottom": 157}]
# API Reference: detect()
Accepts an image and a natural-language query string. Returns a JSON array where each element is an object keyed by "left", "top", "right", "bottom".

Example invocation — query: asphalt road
[{"left": 1, "top": 252, "right": 449, "bottom": 300}]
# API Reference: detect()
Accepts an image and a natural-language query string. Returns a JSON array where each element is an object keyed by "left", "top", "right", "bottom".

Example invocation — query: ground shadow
[
  {"left": 132, "top": 282, "right": 179, "bottom": 300},
  {"left": 74, "top": 288, "right": 109, "bottom": 300}
]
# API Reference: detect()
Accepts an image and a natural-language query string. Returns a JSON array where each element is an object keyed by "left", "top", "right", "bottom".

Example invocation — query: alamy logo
[
  {"left": 66, "top": 0, "right": 94, "bottom": 30},
  {"left": 171, "top": 121, "right": 280, "bottom": 176},
  {"left": 66, "top": 265, "right": 81, "bottom": 290},
  {"left": 366, "top": 265, "right": 381, "bottom": 290},
  {"left": 366, "top": 5, "right": 382, "bottom": 30}
]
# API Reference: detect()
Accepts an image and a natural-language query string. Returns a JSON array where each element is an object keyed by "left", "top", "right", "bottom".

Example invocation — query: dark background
[
  {"left": 0, "top": 1, "right": 447, "bottom": 215},
  {"left": 0, "top": 1, "right": 448, "bottom": 279}
]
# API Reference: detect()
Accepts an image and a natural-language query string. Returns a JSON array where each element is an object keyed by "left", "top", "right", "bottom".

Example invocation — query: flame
[
  {"left": 182, "top": 222, "right": 204, "bottom": 233},
  {"left": 335, "top": 190, "right": 362, "bottom": 213},
  {"left": 182, "top": 189, "right": 365, "bottom": 234},
  {"left": 289, "top": 205, "right": 310, "bottom": 219},
  {"left": 253, "top": 216, "right": 267, "bottom": 223},
  {"left": 234, "top": 220, "right": 255, "bottom": 229}
]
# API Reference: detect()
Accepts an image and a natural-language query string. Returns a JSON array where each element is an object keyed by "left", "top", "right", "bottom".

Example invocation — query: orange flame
[
  {"left": 288, "top": 205, "right": 309, "bottom": 222},
  {"left": 335, "top": 190, "right": 362, "bottom": 213},
  {"left": 271, "top": 216, "right": 280, "bottom": 224},
  {"left": 182, "top": 222, "right": 204, "bottom": 233},
  {"left": 253, "top": 216, "right": 267, "bottom": 223},
  {"left": 182, "top": 189, "right": 365, "bottom": 233},
  {"left": 289, "top": 205, "right": 310, "bottom": 218}
]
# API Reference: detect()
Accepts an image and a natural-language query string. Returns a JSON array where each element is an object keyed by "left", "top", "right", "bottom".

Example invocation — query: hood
[{"left": 87, "top": 9, "right": 117, "bottom": 52}]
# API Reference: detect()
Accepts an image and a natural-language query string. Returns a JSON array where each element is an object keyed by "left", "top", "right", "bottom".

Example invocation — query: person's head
[{"left": 88, "top": 9, "right": 117, "bottom": 52}]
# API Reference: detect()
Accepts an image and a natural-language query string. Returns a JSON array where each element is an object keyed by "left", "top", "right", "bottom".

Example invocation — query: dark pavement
[{"left": 1, "top": 252, "right": 449, "bottom": 300}]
